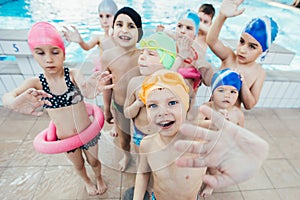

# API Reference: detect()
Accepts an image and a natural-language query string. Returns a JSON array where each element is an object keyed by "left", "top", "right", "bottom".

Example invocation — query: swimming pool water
[{"left": 0, "top": 0, "right": 299, "bottom": 71}]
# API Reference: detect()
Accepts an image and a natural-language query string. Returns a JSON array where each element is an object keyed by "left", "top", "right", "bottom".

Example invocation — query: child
[
  {"left": 124, "top": 32, "right": 176, "bottom": 153},
  {"left": 2, "top": 22, "right": 114, "bottom": 196},
  {"left": 101, "top": 6, "right": 143, "bottom": 171},
  {"left": 133, "top": 69, "right": 206, "bottom": 200},
  {"left": 63, "top": 0, "right": 117, "bottom": 51},
  {"left": 196, "top": 68, "right": 244, "bottom": 197},
  {"left": 206, "top": 0, "right": 278, "bottom": 109},
  {"left": 196, "top": 3, "right": 215, "bottom": 53},
  {"left": 196, "top": 68, "right": 244, "bottom": 129},
  {"left": 172, "top": 10, "right": 213, "bottom": 121}
]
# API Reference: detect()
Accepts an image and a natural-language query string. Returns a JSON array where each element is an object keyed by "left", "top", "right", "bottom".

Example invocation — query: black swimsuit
[
  {"left": 39, "top": 67, "right": 83, "bottom": 109},
  {"left": 39, "top": 68, "right": 100, "bottom": 153}
]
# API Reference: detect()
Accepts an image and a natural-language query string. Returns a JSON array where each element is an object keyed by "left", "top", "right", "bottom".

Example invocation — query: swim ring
[
  {"left": 178, "top": 67, "right": 201, "bottom": 89},
  {"left": 33, "top": 102, "right": 104, "bottom": 154}
]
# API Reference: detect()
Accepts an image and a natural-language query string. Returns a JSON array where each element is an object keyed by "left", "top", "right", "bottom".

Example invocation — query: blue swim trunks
[{"left": 132, "top": 124, "right": 147, "bottom": 146}]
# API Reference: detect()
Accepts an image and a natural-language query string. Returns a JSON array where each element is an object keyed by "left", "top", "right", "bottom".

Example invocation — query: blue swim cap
[
  {"left": 98, "top": 0, "right": 118, "bottom": 15},
  {"left": 244, "top": 16, "right": 279, "bottom": 52},
  {"left": 211, "top": 69, "right": 242, "bottom": 93},
  {"left": 178, "top": 10, "right": 200, "bottom": 35}
]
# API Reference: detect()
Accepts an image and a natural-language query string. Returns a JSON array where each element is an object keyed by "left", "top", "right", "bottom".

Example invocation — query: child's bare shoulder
[{"left": 139, "top": 134, "right": 157, "bottom": 152}]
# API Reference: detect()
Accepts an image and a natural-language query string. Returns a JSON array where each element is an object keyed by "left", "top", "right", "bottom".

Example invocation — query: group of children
[{"left": 2, "top": 0, "right": 279, "bottom": 198}]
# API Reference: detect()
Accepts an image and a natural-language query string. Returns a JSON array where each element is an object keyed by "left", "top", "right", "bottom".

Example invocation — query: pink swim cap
[{"left": 28, "top": 22, "right": 65, "bottom": 54}]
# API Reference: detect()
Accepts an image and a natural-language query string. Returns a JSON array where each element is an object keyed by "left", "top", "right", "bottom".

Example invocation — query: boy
[
  {"left": 196, "top": 68, "right": 244, "bottom": 197},
  {"left": 101, "top": 6, "right": 143, "bottom": 171},
  {"left": 63, "top": 0, "right": 118, "bottom": 71},
  {"left": 133, "top": 70, "right": 206, "bottom": 200},
  {"left": 124, "top": 32, "right": 176, "bottom": 153},
  {"left": 206, "top": 0, "right": 278, "bottom": 109},
  {"left": 196, "top": 3, "right": 215, "bottom": 53},
  {"left": 196, "top": 68, "right": 244, "bottom": 129}
]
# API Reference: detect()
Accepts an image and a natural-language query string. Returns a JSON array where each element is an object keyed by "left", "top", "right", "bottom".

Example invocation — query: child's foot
[
  {"left": 96, "top": 178, "right": 108, "bottom": 195},
  {"left": 119, "top": 154, "right": 130, "bottom": 172},
  {"left": 110, "top": 131, "right": 118, "bottom": 137},
  {"left": 109, "top": 127, "right": 118, "bottom": 137},
  {"left": 85, "top": 181, "right": 98, "bottom": 196}
]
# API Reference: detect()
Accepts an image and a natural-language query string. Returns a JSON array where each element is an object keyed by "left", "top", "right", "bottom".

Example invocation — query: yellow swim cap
[{"left": 139, "top": 69, "right": 190, "bottom": 111}]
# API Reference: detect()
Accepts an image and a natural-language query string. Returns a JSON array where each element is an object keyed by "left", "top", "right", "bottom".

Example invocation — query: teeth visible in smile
[
  {"left": 119, "top": 36, "right": 130, "bottom": 40},
  {"left": 158, "top": 121, "right": 174, "bottom": 127}
]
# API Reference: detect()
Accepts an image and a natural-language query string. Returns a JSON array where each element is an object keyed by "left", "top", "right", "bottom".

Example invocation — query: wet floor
[{"left": 0, "top": 106, "right": 300, "bottom": 200}]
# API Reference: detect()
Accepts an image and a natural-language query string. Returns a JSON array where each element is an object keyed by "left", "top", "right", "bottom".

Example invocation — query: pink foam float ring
[{"left": 33, "top": 102, "right": 104, "bottom": 154}]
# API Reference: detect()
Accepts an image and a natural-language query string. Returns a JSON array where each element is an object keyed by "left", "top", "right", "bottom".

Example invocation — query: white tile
[
  {"left": 268, "top": 82, "right": 282, "bottom": 98},
  {"left": 279, "top": 99, "right": 289, "bottom": 108},
  {"left": 0, "top": 78, "right": 7, "bottom": 93},
  {"left": 274, "top": 82, "right": 289, "bottom": 99},
  {"left": 262, "top": 98, "right": 273, "bottom": 107},
  {"left": 16, "top": 57, "right": 34, "bottom": 75},
  {"left": 270, "top": 99, "right": 281, "bottom": 108},
  {"left": 260, "top": 81, "right": 273, "bottom": 98},
  {"left": 290, "top": 82, "right": 300, "bottom": 99},
  {"left": 283, "top": 82, "right": 298, "bottom": 97},
  {"left": 1, "top": 75, "right": 16, "bottom": 91},
  {"left": 197, "top": 85, "right": 210, "bottom": 97},
  {"left": 11, "top": 75, "right": 25, "bottom": 86},
  {"left": 29, "top": 57, "right": 43, "bottom": 75}
]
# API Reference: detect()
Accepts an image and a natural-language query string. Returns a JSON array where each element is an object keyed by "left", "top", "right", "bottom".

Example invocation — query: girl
[{"left": 2, "top": 22, "right": 114, "bottom": 196}]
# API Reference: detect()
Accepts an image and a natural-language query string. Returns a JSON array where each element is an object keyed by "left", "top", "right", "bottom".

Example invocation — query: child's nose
[{"left": 45, "top": 54, "right": 53, "bottom": 62}]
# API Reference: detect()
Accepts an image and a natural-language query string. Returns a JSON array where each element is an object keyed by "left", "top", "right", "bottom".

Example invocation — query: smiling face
[
  {"left": 99, "top": 12, "right": 114, "bottom": 31},
  {"left": 138, "top": 48, "right": 164, "bottom": 76},
  {"left": 112, "top": 14, "right": 139, "bottom": 48},
  {"left": 146, "top": 88, "right": 186, "bottom": 137},
  {"left": 212, "top": 85, "right": 239, "bottom": 110},
  {"left": 176, "top": 19, "right": 196, "bottom": 39},
  {"left": 236, "top": 32, "right": 263, "bottom": 64}
]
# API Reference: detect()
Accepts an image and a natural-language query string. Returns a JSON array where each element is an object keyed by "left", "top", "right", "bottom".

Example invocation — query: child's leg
[
  {"left": 64, "top": 149, "right": 98, "bottom": 196},
  {"left": 84, "top": 144, "right": 107, "bottom": 195},
  {"left": 116, "top": 125, "right": 131, "bottom": 171}
]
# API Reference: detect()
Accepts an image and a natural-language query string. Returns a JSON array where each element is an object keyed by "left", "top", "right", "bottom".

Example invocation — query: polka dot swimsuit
[{"left": 39, "top": 68, "right": 83, "bottom": 109}]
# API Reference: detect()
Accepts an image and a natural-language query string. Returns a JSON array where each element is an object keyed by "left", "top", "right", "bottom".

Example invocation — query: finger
[
  {"left": 179, "top": 123, "right": 214, "bottom": 141},
  {"left": 31, "top": 111, "right": 43, "bottom": 117},
  {"left": 199, "top": 105, "right": 227, "bottom": 130},
  {"left": 175, "top": 138, "right": 216, "bottom": 157},
  {"left": 103, "top": 84, "right": 114, "bottom": 90},
  {"left": 203, "top": 173, "right": 235, "bottom": 189},
  {"left": 71, "top": 25, "right": 77, "bottom": 31},
  {"left": 234, "top": 8, "right": 245, "bottom": 16},
  {"left": 175, "top": 154, "right": 211, "bottom": 168}
]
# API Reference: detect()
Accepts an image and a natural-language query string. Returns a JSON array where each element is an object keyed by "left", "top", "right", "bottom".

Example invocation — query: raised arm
[
  {"left": 63, "top": 25, "right": 99, "bottom": 51},
  {"left": 206, "top": 0, "right": 245, "bottom": 61}
]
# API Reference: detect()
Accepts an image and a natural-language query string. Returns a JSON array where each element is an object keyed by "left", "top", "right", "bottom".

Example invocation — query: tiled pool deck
[{"left": 0, "top": 106, "right": 300, "bottom": 199}]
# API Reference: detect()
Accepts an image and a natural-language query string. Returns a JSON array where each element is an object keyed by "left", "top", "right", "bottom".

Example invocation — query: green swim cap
[{"left": 140, "top": 32, "right": 176, "bottom": 69}]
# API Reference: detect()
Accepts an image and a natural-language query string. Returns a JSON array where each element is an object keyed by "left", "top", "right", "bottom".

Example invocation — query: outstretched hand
[
  {"left": 82, "top": 71, "right": 114, "bottom": 98},
  {"left": 176, "top": 36, "right": 194, "bottom": 60},
  {"left": 220, "top": 0, "right": 245, "bottom": 18},
  {"left": 12, "top": 88, "right": 52, "bottom": 116},
  {"left": 62, "top": 25, "right": 83, "bottom": 43},
  {"left": 175, "top": 105, "right": 269, "bottom": 189}
]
